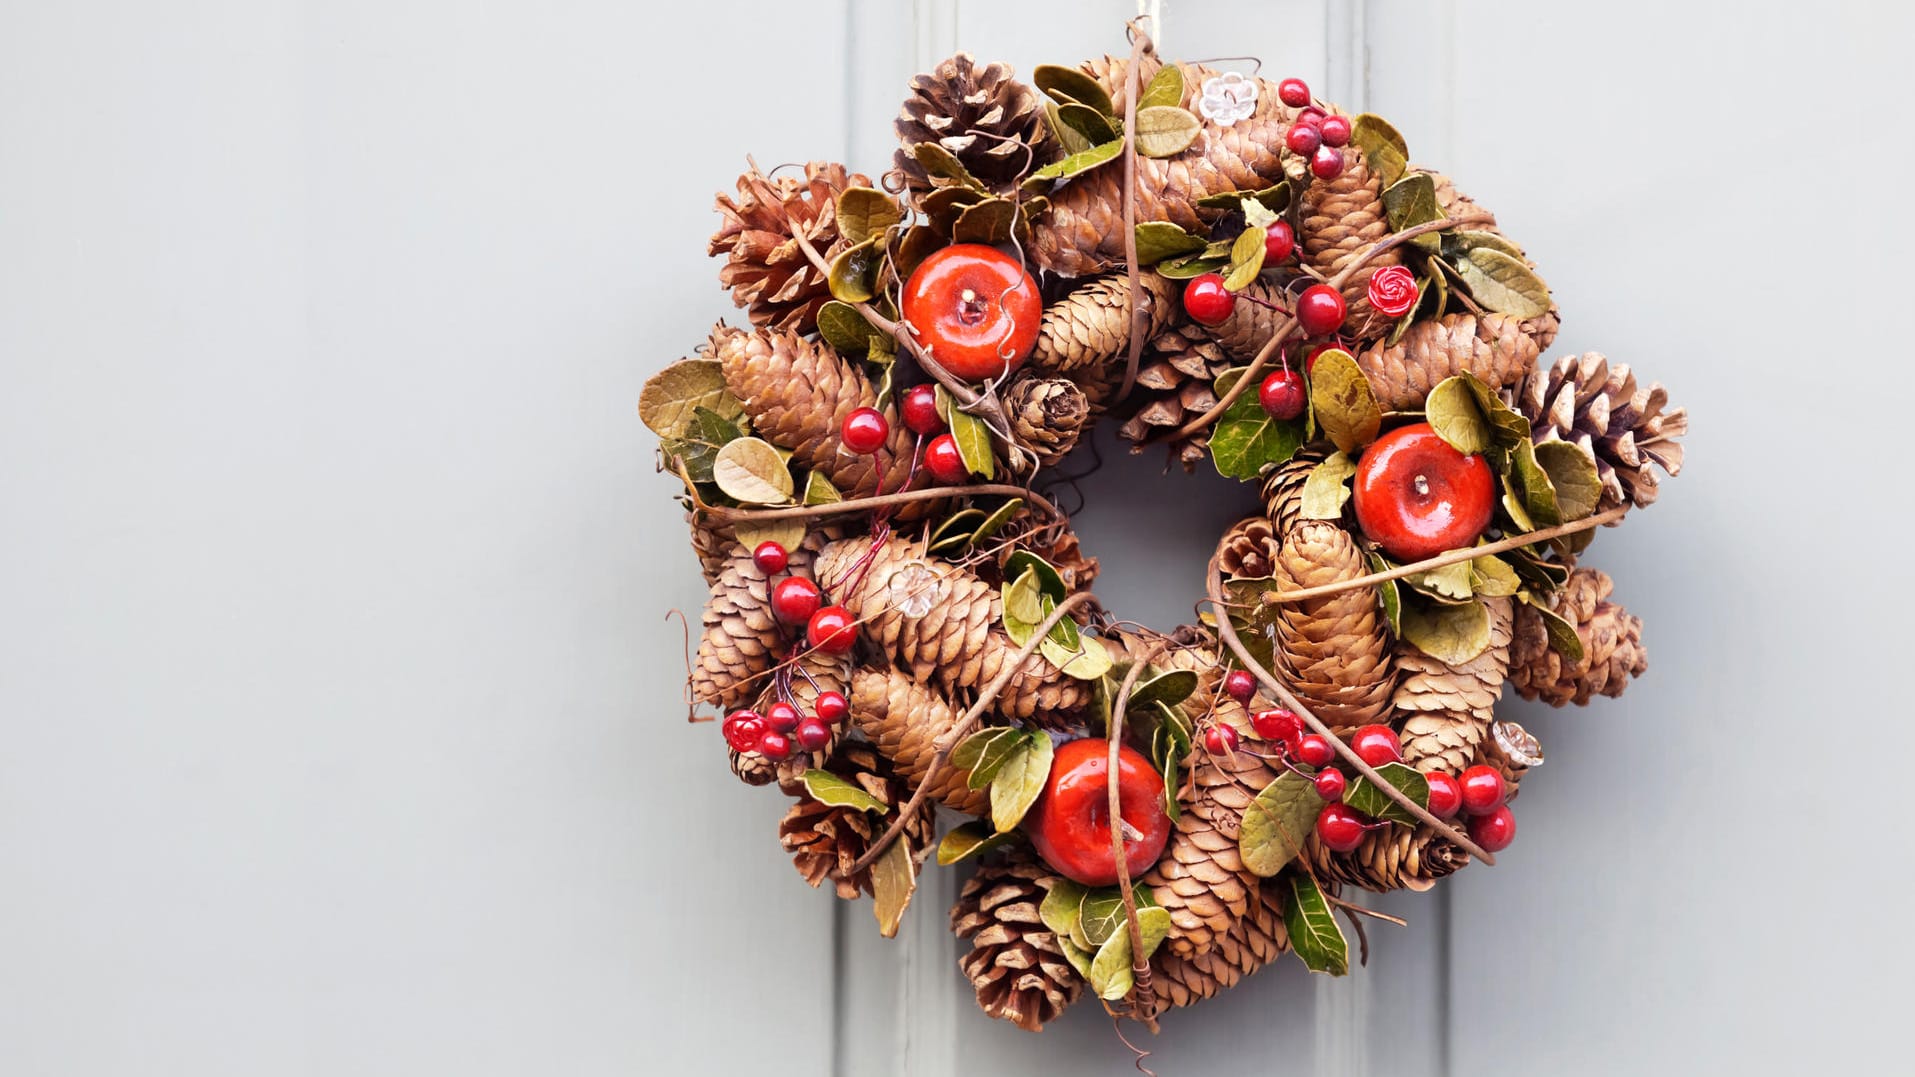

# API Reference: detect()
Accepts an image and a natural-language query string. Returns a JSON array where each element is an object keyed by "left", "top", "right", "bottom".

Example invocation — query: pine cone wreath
[
  {"left": 708, "top": 162, "right": 867, "bottom": 335},
  {"left": 1395, "top": 596, "right": 1515, "bottom": 775},
  {"left": 1515, "top": 352, "right": 1688, "bottom": 511},
  {"left": 1143, "top": 880, "right": 1289, "bottom": 1016},
  {"left": 1298, "top": 134, "right": 1402, "bottom": 336},
  {"left": 848, "top": 666, "right": 992, "bottom": 816},
  {"left": 1260, "top": 446, "right": 1330, "bottom": 542},
  {"left": 1270, "top": 521, "right": 1396, "bottom": 736},
  {"left": 1509, "top": 567, "right": 1647, "bottom": 705},
  {"left": 951, "top": 849, "right": 1084, "bottom": 1032},
  {"left": 780, "top": 743, "right": 930, "bottom": 899},
  {"left": 1304, "top": 823, "right": 1471, "bottom": 894},
  {"left": 1003, "top": 375, "right": 1090, "bottom": 467},
  {"left": 894, "top": 53, "right": 1056, "bottom": 198},
  {"left": 1354, "top": 312, "right": 1538, "bottom": 411},
  {"left": 1219, "top": 515, "right": 1283, "bottom": 580}
]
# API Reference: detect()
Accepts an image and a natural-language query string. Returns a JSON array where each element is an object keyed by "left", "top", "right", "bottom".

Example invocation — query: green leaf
[
  {"left": 990, "top": 731, "right": 1053, "bottom": 833},
  {"left": 951, "top": 727, "right": 1024, "bottom": 789},
  {"left": 1343, "top": 760, "right": 1430, "bottom": 825},
  {"left": 871, "top": 836, "right": 916, "bottom": 938},
  {"left": 1128, "top": 669, "right": 1199, "bottom": 710},
  {"left": 1238, "top": 772, "right": 1322, "bottom": 876},
  {"left": 971, "top": 497, "right": 1025, "bottom": 545},
  {"left": 1381, "top": 173, "right": 1443, "bottom": 251},
  {"left": 802, "top": 470, "right": 842, "bottom": 506},
  {"left": 1057, "top": 934, "right": 1096, "bottom": 980},
  {"left": 640, "top": 359, "right": 745, "bottom": 438},
  {"left": 1045, "top": 100, "right": 1094, "bottom": 156},
  {"left": 1033, "top": 64, "right": 1114, "bottom": 115},
  {"left": 1300, "top": 451, "right": 1357, "bottom": 520},
  {"left": 837, "top": 186, "right": 901, "bottom": 246},
  {"left": 1399, "top": 595, "right": 1493, "bottom": 665},
  {"left": 1002, "top": 551, "right": 1068, "bottom": 602},
  {"left": 1446, "top": 229, "right": 1526, "bottom": 260},
  {"left": 733, "top": 517, "right": 806, "bottom": 558},
  {"left": 936, "top": 822, "right": 1019, "bottom": 866},
  {"left": 1284, "top": 874, "right": 1350, "bottom": 976},
  {"left": 1425, "top": 375, "right": 1494, "bottom": 455},
  {"left": 1077, "top": 885, "right": 1156, "bottom": 948},
  {"left": 1470, "top": 554, "right": 1522, "bottom": 598},
  {"left": 1450, "top": 247, "right": 1551, "bottom": 319},
  {"left": 816, "top": 301, "right": 878, "bottom": 354},
  {"left": 1197, "top": 181, "right": 1290, "bottom": 213},
  {"left": 1134, "top": 106, "right": 1201, "bottom": 158},
  {"left": 1222, "top": 224, "right": 1268, "bottom": 292},
  {"left": 827, "top": 237, "right": 881, "bottom": 303},
  {"left": 929, "top": 508, "right": 986, "bottom": 555},
  {"left": 1138, "top": 63, "right": 1186, "bottom": 110},
  {"left": 1039, "top": 879, "right": 1090, "bottom": 937},
  {"left": 1404, "top": 559, "right": 1474, "bottom": 603},
  {"left": 1002, "top": 567, "right": 1045, "bottom": 630},
  {"left": 1308, "top": 349, "right": 1383, "bottom": 454},
  {"left": 1510, "top": 438, "right": 1563, "bottom": 529},
  {"left": 1087, "top": 906, "right": 1173, "bottom": 1000},
  {"left": 1133, "top": 221, "right": 1207, "bottom": 265},
  {"left": 931, "top": 385, "right": 996, "bottom": 480},
  {"left": 1209, "top": 368, "right": 1306, "bottom": 480},
  {"left": 1222, "top": 575, "right": 1279, "bottom": 672},
  {"left": 910, "top": 142, "right": 984, "bottom": 190},
  {"left": 1350, "top": 114, "right": 1409, "bottom": 189},
  {"left": 952, "top": 198, "right": 1019, "bottom": 246},
  {"left": 1522, "top": 593, "right": 1586, "bottom": 663},
  {"left": 1055, "top": 102, "right": 1118, "bottom": 146},
  {"left": 1153, "top": 253, "right": 1230, "bottom": 279},
  {"left": 1239, "top": 197, "right": 1281, "bottom": 233},
  {"left": 1372, "top": 559, "right": 1403, "bottom": 635},
  {"left": 659, "top": 405, "right": 744, "bottom": 484},
  {"left": 711, "top": 436, "right": 795, "bottom": 505},
  {"left": 1533, "top": 440, "right": 1602, "bottom": 522},
  {"left": 921, "top": 186, "right": 990, "bottom": 233},
  {"left": 1023, "top": 139, "right": 1124, "bottom": 189},
  {"left": 1039, "top": 607, "right": 1112, "bottom": 680},
  {"left": 800, "top": 768, "right": 889, "bottom": 813},
  {"left": 893, "top": 223, "right": 945, "bottom": 282}
]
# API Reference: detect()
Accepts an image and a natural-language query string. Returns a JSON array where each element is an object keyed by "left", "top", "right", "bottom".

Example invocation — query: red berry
[
  {"left": 757, "top": 730, "right": 792, "bottom": 761},
  {"left": 1222, "top": 669, "right": 1257, "bottom": 704},
  {"left": 1259, "top": 368, "right": 1305, "bottom": 421},
  {"left": 751, "top": 541, "right": 789, "bottom": 575},
  {"left": 721, "top": 710, "right": 764, "bottom": 752},
  {"left": 794, "top": 718, "right": 832, "bottom": 752},
  {"left": 1310, "top": 144, "right": 1345, "bottom": 180},
  {"left": 1277, "top": 77, "right": 1312, "bottom": 108},
  {"left": 1314, "top": 767, "right": 1348, "bottom": 801},
  {"left": 1424, "top": 771, "right": 1462, "bottom": 820},
  {"left": 1467, "top": 803, "right": 1516, "bottom": 852},
  {"left": 1349, "top": 724, "right": 1403, "bottom": 767},
  {"left": 1459, "top": 765, "right": 1506, "bottom": 816},
  {"left": 1183, "top": 273, "right": 1236, "bottom": 327},
  {"left": 1316, "top": 802, "right": 1367, "bottom": 852},
  {"left": 806, "top": 605, "right": 858, "bottom": 654},
  {"left": 1352, "top": 423, "right": 1496, "bottom": 561},
  {"left": 924, "top": 432, "right": 969, "bottom": 485},
  {"left": 770, "top": 576, "right": 822, "bottom": 625},
  {"left": 1296, "top": 284, "right": 1347, "bottom": 336},
  {"left": 765, "top": 701, "right": 801, "bottom": 734},
  {"left": 1250, "top": 707, "right": 1303, "bottom": 745},
  {"left": 841, "top": 406, "right": 889, "bottom": 455},
  {"left": 1296, "top": 733, "right": 1335, "bottom": 769},
  {"left": 1318, "top": 114, "right": 1352, "bottom": 148},
  {"left": 1296, "top": 107, "right": 1326, "bottom": 128},
  {"left": 1284, "top": 122, "right": 1322, "bottom": 156},
  {"left": 1203, "top": 723, "right": 1240, "bottom": 755},
  {"left": 815, "top": 690, "right": 849, "bottom": 724},
  {"left": 899, "top": 244, "right": 1041, "bottom": 381},
  {"left": 1263, "top": 220, "right": 1295, "bottom": 263},
  {"left": 1365, "top": 264, "right": 1419, "bottom": 319},
  {"left": 901, "top": 384, "right": 944, "bottom": 436}
]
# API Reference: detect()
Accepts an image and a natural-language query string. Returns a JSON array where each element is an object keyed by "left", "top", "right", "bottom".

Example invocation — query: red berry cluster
[
  {"left": 721, "top": 688, "right": 852, "bottom": 762},
  {"left": 1277, "top": 77, "right": 1348, "bottom": 180},
  {"left": 865, "top": 384, "right": 971, "bottom": 487},
  {"left": 721, "top": 536, "right": 865, "bottom": 760}
]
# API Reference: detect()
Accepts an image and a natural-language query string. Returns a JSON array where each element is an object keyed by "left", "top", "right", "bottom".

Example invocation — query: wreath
[{"left": 641, "top": 23, "right": 1687, "bottom": 1033}]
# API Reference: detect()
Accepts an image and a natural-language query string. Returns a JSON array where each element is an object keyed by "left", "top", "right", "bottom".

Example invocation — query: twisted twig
[{"left": 1105, "top": 636, "right": 1164, "bottom": 1027}]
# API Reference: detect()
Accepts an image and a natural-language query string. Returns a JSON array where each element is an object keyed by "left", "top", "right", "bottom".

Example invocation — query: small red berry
[
  {"left": 1459, "top": 765, "right": 1506, "bottom": 816},
  {"left": 1318, "top": 114, "right": 1352, "bottom": 148},
  {"left": 1296, "top": 733, "right": 1336, "bottom": 769},
  {"left": 806, "top": 605, "right": 858, "bottom": 654},
  {"left": 770, "top": 576, "right": 822, "bottom": 625},
  {"left": 1183, "top": 273, "right": 1236, "bottom": 327},
  {"left": 1349, "top": 724, "right": 1403, "bottom": 768},
  {"left": 721, "top": 710, "right": 765, "bottom": 752},
  {"left": 1305, "top": 342, "right": 1344, "bottom": 373},
  {"left": 901, "top": 384, "right": 944, "bottom": 436},
  {"left": 1424, "top": 771, "right": 1462, "bottom": 820},
  {"left": 1203, "top": 722, "right": 1240, "bottom": 755},
  {"left": 751, "top": 541, "right": 789, "bottom": 575},
  {"left": 1277, "top": 77, "right": 1312, "bottom": 108},
  {"left": 765, "top": 700, "right": 801, "bottom": 734},
  {"left": 794, "top": 718, "right": 832, "bottom": 752},
  {"left": 1284, "top": 122, "right": 1321, "bottom": 156},
  {"left": 841, "top": 406, "right": 889, "bottom": 455},
  {"left": 1259, "top": 368, "right": 1305, "bottom": 421},
  {"left": 1296, "top": 284, "right": 1347, "bottom": 336},
  {"left": 1314, "top": 767, "right": 1347, "bottom": 801},
  {"left": 757, "top": 730, "right": 792, "bottom": 761},
  {"left": 1296, "top": 107, "right": 1326, "bottom": 128},
  {"left": 815, "top": 690, "right": 849, "bottom": 724},
  {"left": 1250, "top": 707, "right": 1303, "bottom": 745},
  {"left": 924, "top": 432, "right": 969, "bottom": 485},
  {"left": 1316, "top": 802, "right": 1367, "bottom": 852},
  {"left": 1222, "top": 669, "right": 1257, "bottom": 704},
  {"left": 1263, "top": 220, "right": 1296, "bottom": 263},
  {"left": 1365, "top": 264, "right": 1419, "bottom": 319},
  {"left": 1310, "top": 143, "right": 1345, "bottom": 180},
  {"left": 1467, "top": 804, "right": 1516, "bottom": 852}
]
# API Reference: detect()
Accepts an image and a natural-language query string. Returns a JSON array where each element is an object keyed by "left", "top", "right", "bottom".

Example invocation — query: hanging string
[{"left": 1136, "top": 0, "right": 1163, "bottom": 52}]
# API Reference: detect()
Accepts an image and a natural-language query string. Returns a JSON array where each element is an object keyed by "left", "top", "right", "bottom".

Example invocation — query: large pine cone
[
  {"left": 1197, "top": 279, "right": 1288, "bottom": 362},
  {"left": 1260, "top": 446, "right": 1329, "bottom": 542},
  {"left": 1002, "top": 375, "right": 1090, "bottom": 467},
  {"left": 1143, "top": 880, "right": 1289, "bottom": 1016},
  {"left": 1304, "top": 823, "right": 1470, "bottom": 894},
  {"left": 894, "top": 53, "right": 1055, "bottom": 198},
  {"left": 848, "top": 667, "right": 991, "bottom": 816},
  {"left": 1509, "top": 568, "right": 1647, "bottom": 705},
  {"left": 1114, "top": 322, "right": 1232, "bottom": 470},
  {"left": 708, "top": 162, "right": 866, "bottom": 335},
  {"left": 779, "top": 743, "right": 930, "bottom": 899},
  {"left": 950, "top": 849, "right": 1084, "bottom": 1031},
  {"left": 693, "top": 539, "right": 816, "bottom": 712},
  {"left": 1028, "top": 272, "right": 1180, "bottom": 399},
  {"left": 1424, "top": 169, "right": 1560, "bottom": 351},
  {"left": 1298, "top": 132, "right": 1402, "bottom": 335},
  {"left": 814, "top": 536, "right": 1089, "bottom": 722},
  {"left": 1270, "top": 521, "right": 1395, "bottom": 736},
  {"left": 1355, "top": 312, "right": 1538, "bottom": 411},
  {"left": 708, "top": 325, "right": 914, "bottom": 499},
  {"left": 1515, "top": 352, "right": 1688, "bottom": 511},
  {"left": 1395, "top": 596, "right": 1515, "bottom": 776}
]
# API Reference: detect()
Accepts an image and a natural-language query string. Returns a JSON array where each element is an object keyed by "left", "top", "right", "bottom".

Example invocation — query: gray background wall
[{"left": 1, "top": 1, "right": 1907, "bottom": 1075}]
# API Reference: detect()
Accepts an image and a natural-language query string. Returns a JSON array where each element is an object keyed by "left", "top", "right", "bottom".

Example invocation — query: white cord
[{"left": 1136, "top": 0, "right": 1163, "bottom": 51}]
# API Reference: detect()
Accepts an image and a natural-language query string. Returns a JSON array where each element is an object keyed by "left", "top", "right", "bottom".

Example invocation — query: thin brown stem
[
  {"left": 700, "top": 483, "right": 1063, "bottom": 526},
  {"left": 1323, "top": 891, "right": 1409, "bottom": 927},
  {"left": 1116, "top": 23, "right": 1149, "bottom": 404},
  {"left": 1106, "top": 635, "right": 1163, "bottom": 1022}
]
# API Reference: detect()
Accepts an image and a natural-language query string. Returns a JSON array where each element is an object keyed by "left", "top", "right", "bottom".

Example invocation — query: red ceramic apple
[
  {"left": 1024, "top": 738, "right": 1172, "bottom": 887},
  {"left": 1352, "top": 422, "right": 1495, "bottom": 561},
  {"left": 899, "top": 244, "right": 1041, "bottom": 381}
]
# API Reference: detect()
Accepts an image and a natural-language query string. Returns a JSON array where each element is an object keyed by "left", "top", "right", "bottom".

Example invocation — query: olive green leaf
[
  {"left": 1350, "top": 113, "right": 1409, "bottom": 189},
  {"left": 1445, "top": 229, "right": 1525, "bottom": 260},
  {"left": 1134, "top": 106, "right": 1201, "bottom": 158},
  {"left": 1127, "top": 668, "right": 1199, "bottom": 710},
  {"left": 1078, "top": 884, "right": 1157, "bottom": 948},
  {"left": 1222, "top": 224, "right": 1268, "bottom": 292},
  {"left": 1039, "top": 602, "right": 1112, "bottom": 680},
  {"left": 1240, "top": 197, "right": 1282, "bottom": 233},
  {"left": 659, "top": 405, "right": 744, "bottom": 485},
  {"left": 1088, "top": 905, "right": 1173, "bottom": 1000},
  {"left": 1033, "top": 64, "right": 1115, "bottom": 115},
  {"left": 1023, "top": 140, "right": 1124, "bottom": 189},
  {"left": 1510, "top": 438, "right": 1563, "bottom": 529},
  {"left": 828, "top": 237, "right": 881, "bottom": 303},
  {"left": 1425, "top": 375, "right": 1494, "bottom": 455},
  {"left": 801, "top": 768, "right": 890, "bottom": 813},
  {"left": 1300, "top": 451, "right": 1358, "bottom": 520},
  {"left": 1039, "top": 879, "right": 1090, "bottom": 937},
  {"left": 1469, "top": 554, "right": 1522, "bottom": 597},
  {"left": 1209, "top": 368, "right": 1306, "bottom": 480},
  {"left": 971, "top": 498, "right": 1025, "bottom": 545},
  {"left": 1404, "top": 559, "right": 1475, "bottom": 603},
  {"left": 1133, "top": 221, "right": 1207, "bottom": 265},
  {"left": 952, "top": 726, "right": 1025, "bottom": 789},
  {"left": 1238, "top": 771, "right": 1322, "bottom": 876},
  {"left": 893, "top": 223, "right": 945, "bottom": 282},
  {"left": 1154, "top": 252, "right": 1231, "bottom": 279},
  {"left": 910, "top": 142, "right": 984, "bottom": 190},
  {"left": 712, "top": 436, "right": 795, "bottom": 505},
  {"left": 1381, "top": 173, "right": 1443, "bottom": 251},
  {"left": 1450, "top": 247, "right": 1551, "bottom": 319},
  {"left": 921, "top": 186, "right": 990, "bottom": 233},
  {"left": 1342, "top": 761, "right": 1430, "bottom": 825},
  {"left": 639, "top": 359, "right": 744, "bottom": 438},
  {"left": 1308, "top": 349, "right": 1383, "bottom": 454},
  {"left": 1366, "top": 551, "right": 1404, "bottom": 635},
  {"left": 952, "top": 198, "right": 1019, "bottom": 246},
  {"left": 936, "top": 822, "right": 1020, "bottom": 866},
  {"left": 1506, "top": 546, "right": 1571, "bottom": 592},
  {"left": 1399, "top": 595, "right": 1493, "bottom": 664},
  {"left": 1002, "top": 567, "right": 1046, "bottom": 637},
  {"left": 932, "top": 385, "right": 996, "bottom": 480},
  {"left": 1045, "top": 100, "right": 1094, "bottom": 156},
  {"left": 733, "top": 517, "right": 806, "bottom": 557},
  {"left": 871, "top": 837, "right": 916, "bottom": 938},
  {"left": 1138, "top": 63, "right": 1186, "bottom": 110},
  {"left": 1057, "top": 934, "right": 1096, "bottom": 979},
  {"left": 837, "top": 186, "right": 901, "bottom": 246},
  {"left": 1197, "top": 181, "right": 1290, "bottom": 214},
  {"left": 1533, "top": 440, "right": 1602, "bottom": 522},
  {"left": 1056, "top": 102, "right": 1119, "bottom": 146},
  {"left": 1223, "top": 575, "right": 1280, "bottom": 672},
  {"left": 802, "top": 470, "right": 842, "bottom": 506},
  {"left": 1284, "top": 874, "right": 1350, "bottom": 975},
  {"left": 816, "top": 301, "right": 879, "bottom": 354},
  {"left": 990, "top": 730, "right": 1055, "bottom": 833},
  {"left": 1520, "top": 592, "right": 1585, "bottom": 663}
]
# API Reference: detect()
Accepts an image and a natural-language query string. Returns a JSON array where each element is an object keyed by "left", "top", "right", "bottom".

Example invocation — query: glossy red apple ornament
[
  {"left": 1024, "top": 738, "right": 1172, "bottom": 887},
  {"left": 899, "top": 244, "right": 1041, "bottom": 381},
  {"left": 1352, "top": 422, "right": 1496, "bottom": 561}
]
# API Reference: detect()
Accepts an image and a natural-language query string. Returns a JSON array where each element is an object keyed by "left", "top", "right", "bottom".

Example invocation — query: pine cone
[
  {"left": 849, "top": 667, "right": 992, "bottom": 816},
  {"left": 780, "top": 743, "right": 929, "bottom": 899},
  {"left": 708, "top": 162, "right": 866, "bottom": 335},
  {"left": 688, "top": 513, "right": 732, "bottom": 584},
  {"left": 951, "top": 848, "right": 1084, "bottom": 1031},
  {"left": 1304, "top": 824, "right": 1470, "bottom": 894},
  {"left": 1260, "top": 446, "right": 1329, "bottom": 542},
  {"left": 1424, "top": 169, "right": 1560, "bottom": 351},
  {"left": 1003, "top": 375, "right": 1089, "bottom": 467},
  {"left": 1395, "top": 596, "right": 1514, "bottom": 776},
  {"left": 814, "top": 536, "right": 1090, "bottom": 722},
  {"left": 1509, "top": 568, "right": 1647, "bottom": 705},
  {"left": 1475, "top": 719, "right": 1543, "bottom": 801},
  {"left": 1200, "top": 279, "right": 1288, "bottom": 361},
  {"left": 692, "top": 541, "right": 813, "bottom": 712},
  {"left": 708, "top": 325, "right": 914, "bottom": 499},
  {"left": 1298, "top": 133, "right": 1402, "bottom": 335},
  {"left": 894, "top": 54, "right": 1055, "bottom": 198},
  {"left": 1219, "top": 515, "right": 1283, "bottom": 580},
  {"left": 1270, "top": 522, "right": 1395, "bottom": 737},
  {"left": 1143, "top": 880, "right": 1288, "bottom": 1016},
  {"left": 1028, "top": 272, "right": 1179, "bottom": 397},
  {"left": 1354, "top": 312, "right": 1538, "bottom": 411},
  {"left": 728, "top": 745, "right": 778, "bottom": 787},
  {"left": 770, "top": 650, "right": 854, "bottom": 783},
  {"left": 1515, "top": 352, "right": 1688, "bottom": 511},
  {"left": 1113, "top": 322, "right": 1231, "bottom": 469}
]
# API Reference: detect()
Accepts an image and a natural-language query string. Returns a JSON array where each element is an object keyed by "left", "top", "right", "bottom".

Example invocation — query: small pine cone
[
  {"left": 1195, "top": 279, "right": 1285, "bottom": 361},
  {"left": 1270, "top": 522, "right": 1395, "bottom": 737},
  {"left": 1143, "top": 880, "right": 1288, "bottom": 1016},
  {"left": 692, "top": 542, "right": 811, "bottom": 712},
  {"left": 1219, "top": 516, "right": 1283, "bottom": 580},
  {"left": 1298, "top": 136, "right": 1402, "bottom": 332},
  {"left": 1475, "top": 719, "right": 1543, "bottom": 801},
  {"left": 780, "top": 743, "right": 929, "bottom": 899},
  {"left": 1003, "top": 376, "right": 1090, "bottom": 467},
  {"left": 1304, "top": 824, "right": 1471, "bottom": 894},
  {"left": 894, "top": 53, "right": 1055, "bottom": 198},
  {"left": 1423, "top": 169, "right": 1560, "bottom": 352},
  {"left": 1394, "top": 596, "right": 1514, "bottom": 776},
  {"left": 1515, "top": 352, "right": 1688, "bottom": 512},
  {"left": 1354, "top": 312, "right": 1538, "bottom": 411},
  {"left": 728, "top": 745, "right": 778, "bottom": 786},
  {"left": 1260, "top": 446, "right": 1330, "bottom": 542},
  {"left": 814, "top": 536, "right": 1089, "bottom": 722},
  {"left": 1028, "top": 272, "right": 1179, "bottom": 395},
  {"left": 849, "top": 667, "right": 992, "bottom": 816},
  {"left": 951, "top": 848, "right": 1084, "bottom": 1031},
  {"left": 708, "top": 162, "right": 867, "bottom": 336},
  {"left": 688, "top": 513, "right": 732, "bottom": 584},
  {"left": 1508, "top": 568, "right": 1648, "bottom": 705}
]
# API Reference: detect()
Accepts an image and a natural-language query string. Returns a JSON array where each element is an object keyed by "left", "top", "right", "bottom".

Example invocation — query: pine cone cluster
[
  {"left": 1509, "top": 568, "right": 1647, "bottom": 705},
  {"left": 1355, "top": 312, "right": 1538, "bottom": 411},
  {"left": 1003, "top": 375, "right": 1090, "bottom": 467},
  {"left": 780, "top": 744, "right": 929, "bottom": 898},
  {"left": 1305, "top": 824, "right": 1470, "bottom": 894},
  {"left": 708, "top": 162, "right": 866, "bottom": 335},
  {"left": 849, "top": 667, "right": 991, "bottom": 816},
  {"left": 1270, "top": 522, "right": 1395, "bottom": 736},
  {"left": 1113, "top": 322, "right": 1232, "bottom": 468},
  {"left": 1394, "top": 596, "right": 1514, "bottom": 775}
]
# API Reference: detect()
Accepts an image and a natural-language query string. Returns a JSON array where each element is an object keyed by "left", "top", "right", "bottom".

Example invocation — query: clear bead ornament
[
  {"left": 1198, "top": 72, "right": 1259, "bottom": 127},
  {"left": 1492, "top": 720, "right": 1545, "bottom": 768}
]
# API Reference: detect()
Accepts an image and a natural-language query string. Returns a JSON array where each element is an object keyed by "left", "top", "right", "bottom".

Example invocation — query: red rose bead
[
  {"left": 721, "top": 710, "right": 765, "bottom": 753},
  {"left": 1183, "top": 273, "right": 1236, "bottom": 327},
  {"left": 751, "top": 541, "right": 789, "bottom": 575},
  {"left": 924, "top": 432, "right": 969, "bottom": 485},
  {"left": 770, "top": 576, "right": 822, "bottom": 625},
  {"left": 1277, "top": 77, "right": 1312, "bottom": 108},
  {"left": 806, "top": 605, "right": 858, "bottom": 654},
  {"left": 1424, "top": 770, "right": 1462, "bottom": 820},
  {"left": 1366, "top": 264, "right": 1419, "bottom": 319},
  {"left": 1296, "top": 284, "right": 1347, "bottom": 336},
  {"left": 841, "top": 406, "right": 889, "bottom": 455},
  {"left": 900, "top": 384, "right": 944, "bottom": 436},
  {"left": 1468, "top": 804, "right": 1516, "bottom": 852},
  {"left": 1259, "top": 368, "right": 1305, "bottom": 421}
]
